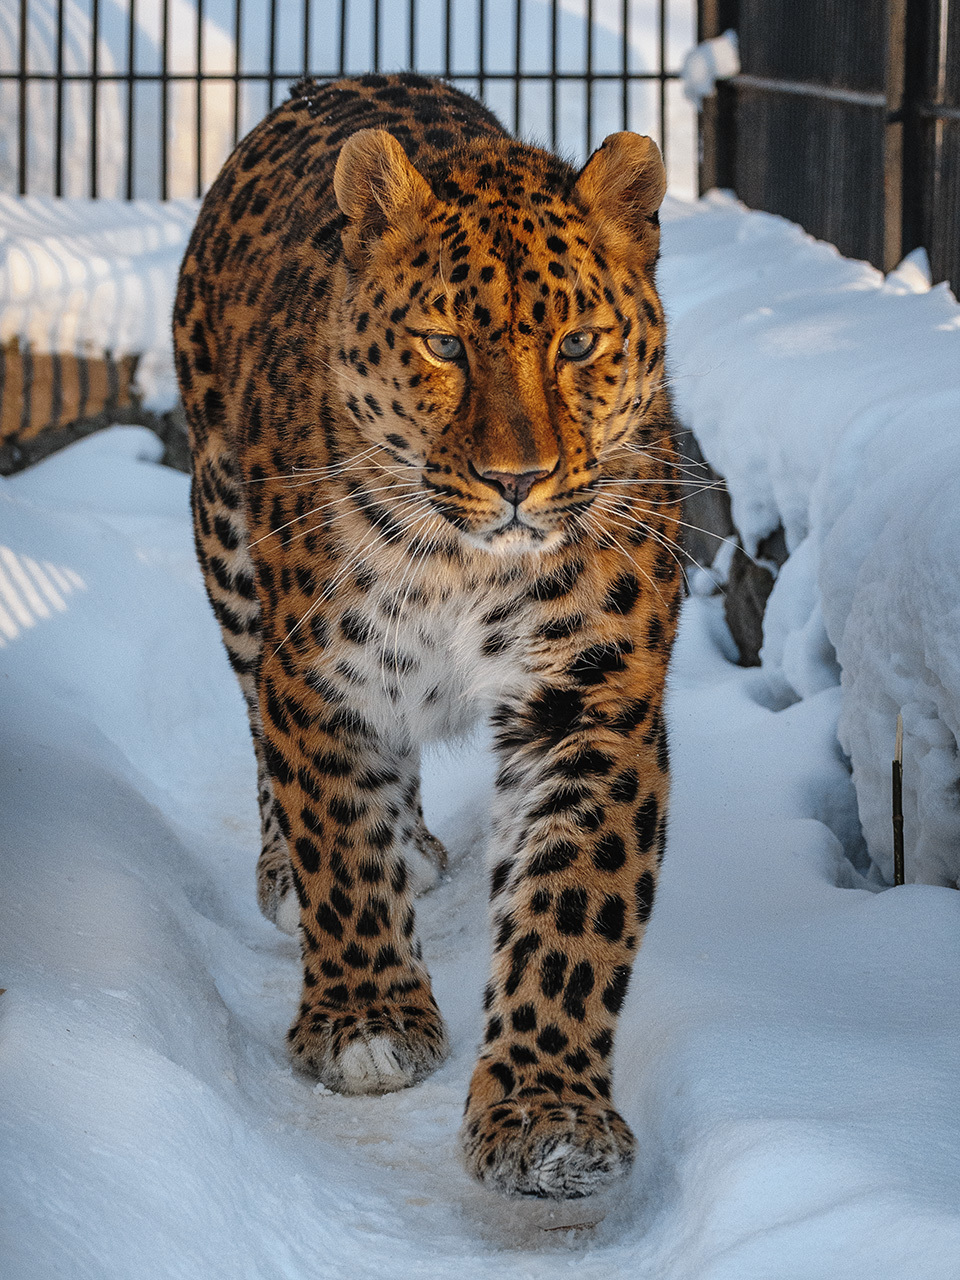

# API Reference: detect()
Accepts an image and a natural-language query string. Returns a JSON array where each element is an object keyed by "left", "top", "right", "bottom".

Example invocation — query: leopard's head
[{"left": 331, "top": 126, "right": 668, "bottom": 554}]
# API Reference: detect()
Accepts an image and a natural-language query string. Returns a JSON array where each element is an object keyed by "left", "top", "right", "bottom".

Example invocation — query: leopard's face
[{"left": 331, "top": 132, "right": 667, "bottom": 555}]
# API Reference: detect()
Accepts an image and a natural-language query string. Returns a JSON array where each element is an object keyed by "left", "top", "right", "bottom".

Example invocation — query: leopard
[{"left": 173, "top": 72, "right": 682, "bottom": 1201}]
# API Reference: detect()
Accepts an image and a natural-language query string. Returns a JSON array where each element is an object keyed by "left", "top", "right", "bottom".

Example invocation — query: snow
[
  {"left": 3, "top": 172, "right": 960, "bottom": 1271},
  {"left": 3, "top": 413, "right": 960, "bottom": 1274},
  {"left": 0, "top": 195, "right": 198, "bottom": 409},
  {"left": 660, "top": 194, "right": 960, "bottom": 888},
  {"left": 679, "top": 30, "right": 739, "bottom": 108}
]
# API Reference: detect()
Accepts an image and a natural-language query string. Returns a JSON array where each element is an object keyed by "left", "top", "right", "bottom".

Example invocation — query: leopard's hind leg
[
  {"left": 191, "top": 436, "right": 300, "bottom": 932},
  {"left": 398, "top": 768, "right": 449, "bottom": 895}
]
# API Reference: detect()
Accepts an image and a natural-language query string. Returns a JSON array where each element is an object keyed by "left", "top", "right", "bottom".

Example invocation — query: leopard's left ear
[
  {"left": 334, "top": 128, "right": 435, "bottom": 267},
  {"left": 573, "top": 132, "right": 666, "bottom": 265}
]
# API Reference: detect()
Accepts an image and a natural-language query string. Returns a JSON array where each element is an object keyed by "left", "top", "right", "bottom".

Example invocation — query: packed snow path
[{"left": 2, "top": 427, "right": 960, "bottom": 1279}]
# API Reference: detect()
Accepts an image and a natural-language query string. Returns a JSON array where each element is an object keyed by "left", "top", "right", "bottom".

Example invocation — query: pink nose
[{"left": 477, "top": 467, "right": 553, "bottom": 505}]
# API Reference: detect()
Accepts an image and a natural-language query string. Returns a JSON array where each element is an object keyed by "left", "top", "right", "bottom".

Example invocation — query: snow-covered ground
[
  {"left": 2, "top": 190, "right": 960, "bottom": 1275},
  {"left": 4, "top": 424, "right": 960, "bottom": 1278}
]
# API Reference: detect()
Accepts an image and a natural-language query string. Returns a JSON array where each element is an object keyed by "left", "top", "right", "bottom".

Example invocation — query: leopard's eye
[
  {"left": 558, "top": 330, "right": 598, "bottom": 361},
  {"left": 425, "top": 334, "right": 465, "bottom": 361}
]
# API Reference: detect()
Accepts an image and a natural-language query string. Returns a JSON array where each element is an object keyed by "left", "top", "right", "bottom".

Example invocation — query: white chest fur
[{"left": 308, "top": 574, "right": 531, "bottom": 749}]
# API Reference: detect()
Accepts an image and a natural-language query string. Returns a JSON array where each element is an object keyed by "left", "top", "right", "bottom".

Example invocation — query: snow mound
[{"left": 660, "top": 194, "right": 960, "bottom": 886}]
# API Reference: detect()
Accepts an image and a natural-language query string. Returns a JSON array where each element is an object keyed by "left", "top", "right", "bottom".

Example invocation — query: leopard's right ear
[{"left": 334, "top": 129, "right": 434, "bottom": 267}]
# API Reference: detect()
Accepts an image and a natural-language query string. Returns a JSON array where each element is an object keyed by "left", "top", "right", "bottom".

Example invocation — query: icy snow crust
[
  {"left": 661, "top": 194, "right": 960, "bottom": 888},
  {"left": 3, "top": 420, "right": 960, "bottom": 1275}
]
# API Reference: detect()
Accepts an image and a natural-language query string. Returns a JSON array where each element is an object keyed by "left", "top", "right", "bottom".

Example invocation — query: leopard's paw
[
  {"left": 256, "top": 843, "right": 299, "bottom": 935},
  {"left": 288, "top": 996, "right": 449, "bottom": 1095},
  {"left": 461, "top": 1093, "right": 636, "bottom": 1199}
]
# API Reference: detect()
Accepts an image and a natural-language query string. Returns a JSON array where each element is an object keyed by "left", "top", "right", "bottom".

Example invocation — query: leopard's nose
[{"left": 474, "top": 466, "right": 554, "bottom": 505}]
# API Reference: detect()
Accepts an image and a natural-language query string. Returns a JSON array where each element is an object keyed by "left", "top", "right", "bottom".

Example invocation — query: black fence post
[
  {"left": 884, "top": 0, "right": 908, "bottom": 272},
  {"left": 901, "top": 0, "right": 933, "bottom": 261},
  {"left": 697, "top": 0, "right": 738, "bottom": 193}
]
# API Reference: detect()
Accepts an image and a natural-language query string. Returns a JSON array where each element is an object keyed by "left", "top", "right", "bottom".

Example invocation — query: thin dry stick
[{"left": 893, "top": 712, "right": 905, "bottom": 887}]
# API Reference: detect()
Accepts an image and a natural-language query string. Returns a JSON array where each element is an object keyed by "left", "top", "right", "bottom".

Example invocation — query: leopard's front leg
[
  {"left": 259, "top": 654, "right": 448, "bottom": 1095},
  {"left": 463, "top": 642, "right": 672, "bottom": 1198}
]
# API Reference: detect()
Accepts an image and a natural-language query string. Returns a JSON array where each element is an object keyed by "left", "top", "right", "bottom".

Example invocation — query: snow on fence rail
[{"left": 0, "top": 194, "right": 196, "bottom": 440}]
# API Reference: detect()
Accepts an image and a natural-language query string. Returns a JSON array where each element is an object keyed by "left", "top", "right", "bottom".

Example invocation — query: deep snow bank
[{"left": 659, "top": 193, "right": 960, "bottom": 887}]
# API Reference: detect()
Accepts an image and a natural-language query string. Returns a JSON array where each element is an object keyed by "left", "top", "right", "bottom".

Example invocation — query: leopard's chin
[{"left": 469, "top": 522, "right": 567, "bottom": 556}]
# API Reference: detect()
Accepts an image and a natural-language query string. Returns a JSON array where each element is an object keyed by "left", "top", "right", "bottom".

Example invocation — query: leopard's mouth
[
  {"left": 419, "top": 476, "right": 584, "bottom": 554},
  {"left": 470, "top": 512, "right": 569, "bottom": 555}
]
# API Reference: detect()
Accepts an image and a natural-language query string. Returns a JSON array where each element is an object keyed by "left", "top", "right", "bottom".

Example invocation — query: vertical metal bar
[
  {"left": 586, "top": 0, "right": 594, "bottom": 156},
  {"left": 91, "top": 0, "right": 100, "bottom": 197},
  {"left": 892, "top": 713, "right": 905, "bottom": 885},
  {"left": 339, "top": 0, "right": 348, "bottom": 74},
  {"left": 268, "top": 0, "right": 278, "bottom": 108},
  {"left": 232, "top": 0, "right": 242, "bottom": 147},
  {"left": 478, "top": 0, "right": 486, "bottom": 97},
  {"left": 514, "top": 0, "right": 522, "bottom": 135},
  {"left": 161, "top": 0, "right": 169, "bottom": 200},
  {"left": 56, "top": 0, "right": 66, "bottom": 196},
  {"left": 901, "top": 0, "right": 931, "bottom": 260},
  {"left": 17, "top": 0, "right": 27, "bottom": 195},
  {"left": 302, "top": 0, "right": 311, "bottom": 79},
  {"left": 936, "top": 0, "right": 950, "bottom": 99},
  {"left": 883, "top": 0, "right": 908, "bottom": 270},
  {"left": 444, "top": 0, "right": 452, "bottom": 79},
  {"left": 409, "top": 0, "right": 416, "bottom": 70},
  {"left": 549, "top": 0, "right": 558, "bottom": 150},
  {"left": 931, "top": 0, "right": 951, "bottom": 253},
  {"left": 658, "top": 0, "right": 667, "bottom": 170},
  {"left": 196, "top": 0, "right": 204, "bottom": 196},
  {"left": 620, "top": 0, "right": 629, "bottom": 132},
  {"left": 124, "top": 0, "right": 135, "bottom": 198},
  {"left": 697, "top": 0, "right": 738, "bottom": 195},
  {"left": 373, "top": 0, "right": 380, "bottom": 73}
]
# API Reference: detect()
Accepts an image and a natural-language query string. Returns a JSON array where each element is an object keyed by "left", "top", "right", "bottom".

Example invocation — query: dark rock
[
  {"left": 675, "top": 425, "right": 789, "bottom": 668},
  {"left": 724, "top": 527, "right": 788, "bottom": 667},
  {"left": 675, "top": 425, "right": 737, "bottom": 573}
]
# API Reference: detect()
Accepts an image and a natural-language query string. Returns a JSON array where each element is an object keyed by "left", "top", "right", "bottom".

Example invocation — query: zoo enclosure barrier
[
  {"left": 698, "top": 0, "right": 960, "bottom": 295},
  {"left": 1, "top": 0, "right": 698, "bottom": 201}
]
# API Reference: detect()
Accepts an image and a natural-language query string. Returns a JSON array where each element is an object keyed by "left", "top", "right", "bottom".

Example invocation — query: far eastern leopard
[{"left": 173, "top": 72, "right": 683, "bottom": 1200}]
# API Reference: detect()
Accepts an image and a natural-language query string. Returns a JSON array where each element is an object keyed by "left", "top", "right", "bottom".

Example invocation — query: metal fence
[
  {"left": 699, "top": 0, "right": 960, "bottom": 295},
  {"left": 1, "top": 0, "right": 697, "bottom": 201}
]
